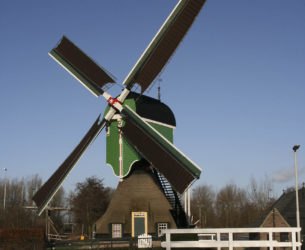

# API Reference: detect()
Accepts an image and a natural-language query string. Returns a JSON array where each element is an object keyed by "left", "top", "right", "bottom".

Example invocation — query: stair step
[{"left": 153, "top": 169, "right": 188, "bottom": 228}]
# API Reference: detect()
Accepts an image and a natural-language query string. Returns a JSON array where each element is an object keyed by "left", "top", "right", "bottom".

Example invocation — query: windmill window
[
  {"left": 157, "top": 223, "right": 168, "bottom": 237},
  {"left": 112, "top": 224, "right": 122, "bottom": 238}
]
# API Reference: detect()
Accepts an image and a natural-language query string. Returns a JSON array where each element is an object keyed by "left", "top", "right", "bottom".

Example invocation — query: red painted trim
[{"left": 107, "top": 97, "right": 123, "bottom": 107}]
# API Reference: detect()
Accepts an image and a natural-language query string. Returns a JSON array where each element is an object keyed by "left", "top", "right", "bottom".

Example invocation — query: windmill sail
[
  {"left": 121, "top": 105, "right": 201, "bottom": 193},
  {"left": 49, "top": 36, "right": 115, "bottom": 97},
  {"left": 123, "top": 0, "right": 207, "bottom": 92},
  {"left": 33, "top": 116, "right": 107, "bottom": 215},
  {"left": 35, "top": 0, "right": 207, "bottom": 215}
]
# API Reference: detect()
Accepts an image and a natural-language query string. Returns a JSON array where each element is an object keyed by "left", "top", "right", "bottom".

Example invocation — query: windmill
[{"left": 33, "top": 0, "right": 207, "bottom": 236}]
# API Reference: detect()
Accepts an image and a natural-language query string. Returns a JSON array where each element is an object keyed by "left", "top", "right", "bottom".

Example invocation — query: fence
[
  {"left": 48, "top": 233, "right": 68, "bottom": 241},
  {"left": 46, "top": 236, "right": 159, "bottom": 249},
  {"left": 161, "top": 227, "right": 302, "bottom": 250}
]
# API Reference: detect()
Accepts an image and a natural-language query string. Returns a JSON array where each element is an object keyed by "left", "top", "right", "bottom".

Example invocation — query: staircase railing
[{"left": 153, "top": 169, "right": 188, "bottom": 228}]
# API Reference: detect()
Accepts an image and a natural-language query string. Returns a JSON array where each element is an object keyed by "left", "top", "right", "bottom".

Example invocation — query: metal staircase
[{"left": 152, "top": 169, "right": 189, "bottom": 228}]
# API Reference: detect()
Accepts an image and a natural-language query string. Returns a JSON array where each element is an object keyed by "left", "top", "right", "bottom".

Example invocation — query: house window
[
  {"left": 280, "top": 232, "right": 289, "bottom": 242},
  {"left": 112, "top": 224, "right": 122, "bottom": 238},
  {"left": 157, "top": 223, "right": 168, "bottom": 237}
]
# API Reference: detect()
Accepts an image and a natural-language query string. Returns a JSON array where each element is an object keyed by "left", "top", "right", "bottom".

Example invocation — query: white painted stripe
[
  {"left": 113, "top": 113, "right": 175, "bottom": 129},
  {"left": 49, "top": 52, "right": 99, "bottom": 97},
  {"left": 104, "top": 108, "right": 116, "bottom": 121},
  {"left": 112, "top": 114, "right": 122, "bottom": 121},
  {"left": 122, "top": 0, "right": 185, "bottom": 87},
  {"left": 143, "top": 118, "right": 176, "bottom": 129},
  {"left": 125, "top": 105, "right": 202, "bottom": 172},
  {"left": 102, "top": 91, "right": 112, "bottom": 101},
  {"left": 119, "top": 130, "right": 123, "bottom": 178},
  {"left": 38, "top": 118, "right": 106, "bottom": 215},
  {"left": 117, "top": 88, "right": 130, "bottom": 102}
]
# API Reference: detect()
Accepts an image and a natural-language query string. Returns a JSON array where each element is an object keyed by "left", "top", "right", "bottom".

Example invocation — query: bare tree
[
  {"left": 191, "top": 185, "right": 216, "bottom": 227},
  {"left": 247, "top": 175, "right": 275, "bottom": 222},
  {"left": 215, "top": 183, "right": 248, "bottom": 227},
  {"left": 0, "top": 174, "right": 67, "bottom": 231},
  {"left": 190, "top": 178, "right": 277, "bottom": 228},
  {"left": 26, "top": 174, "right": 42, "bottom": 206},
  {"left": 48, "top": 187, "right": 66, "bottom": 231},
  {"left": 0, "top": 176, "right": 42, "bottom": 228},
  {"left": 69, "top": 176, "right": 111, "bottom": 237}
]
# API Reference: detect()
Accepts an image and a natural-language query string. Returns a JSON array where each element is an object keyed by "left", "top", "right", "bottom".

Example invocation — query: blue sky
[{"left": 1, "top": 0, "right": 305, "bottom": 197}]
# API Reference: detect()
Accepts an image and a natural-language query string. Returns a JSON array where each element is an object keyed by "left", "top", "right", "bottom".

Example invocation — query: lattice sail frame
[{"left": 33, "top": 0, "right": 206, "bottom": 216}]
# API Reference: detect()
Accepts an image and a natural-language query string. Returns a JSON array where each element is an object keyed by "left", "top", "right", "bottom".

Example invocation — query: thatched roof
[{"left": 95, "top": 167, "right": 177, "bottom": 235}]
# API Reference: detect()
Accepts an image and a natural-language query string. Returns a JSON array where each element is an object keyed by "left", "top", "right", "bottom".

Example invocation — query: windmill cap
[{"left": 125, "top": 92, "right": 176, "bottom": 127}]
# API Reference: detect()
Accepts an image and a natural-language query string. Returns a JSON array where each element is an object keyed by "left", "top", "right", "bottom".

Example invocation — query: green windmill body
[
  {"left": 104, "top": 92, "right": 176, "bottom": 178},
  {"left": 96, "top": 92, "right": 191, "bottom": 236}
]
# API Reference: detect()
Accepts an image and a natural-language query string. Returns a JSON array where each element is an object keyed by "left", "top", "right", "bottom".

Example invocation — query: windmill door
[{"left": 132, "top": 212, "right": 147, "bottom": 237}]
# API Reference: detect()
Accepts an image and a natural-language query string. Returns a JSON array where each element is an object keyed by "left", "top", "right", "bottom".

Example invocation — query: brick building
[{"left": 252, "top": 186, "right": 305, "bottom": 250}]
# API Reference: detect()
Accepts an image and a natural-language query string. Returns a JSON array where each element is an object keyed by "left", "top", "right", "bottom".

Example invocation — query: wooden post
[
  {"left": 217, "top": 232, "right": 221, "bottom": 250},
  {"left": 268, "top": 231, "right": 273, "bottom": 250},
  {"left": 228, "top": 232, "right": 233, "bottom": 250},
  {"left": 166, "top": 232, "right": 171, "bottom": 250},
  {"left": 292, "top": 231, "right": 296, "bottom": 250}
]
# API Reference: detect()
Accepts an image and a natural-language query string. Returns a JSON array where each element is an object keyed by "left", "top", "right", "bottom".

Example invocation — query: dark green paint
[{"left": 104, "top": 97, "right": 174, "bottom": 178}]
